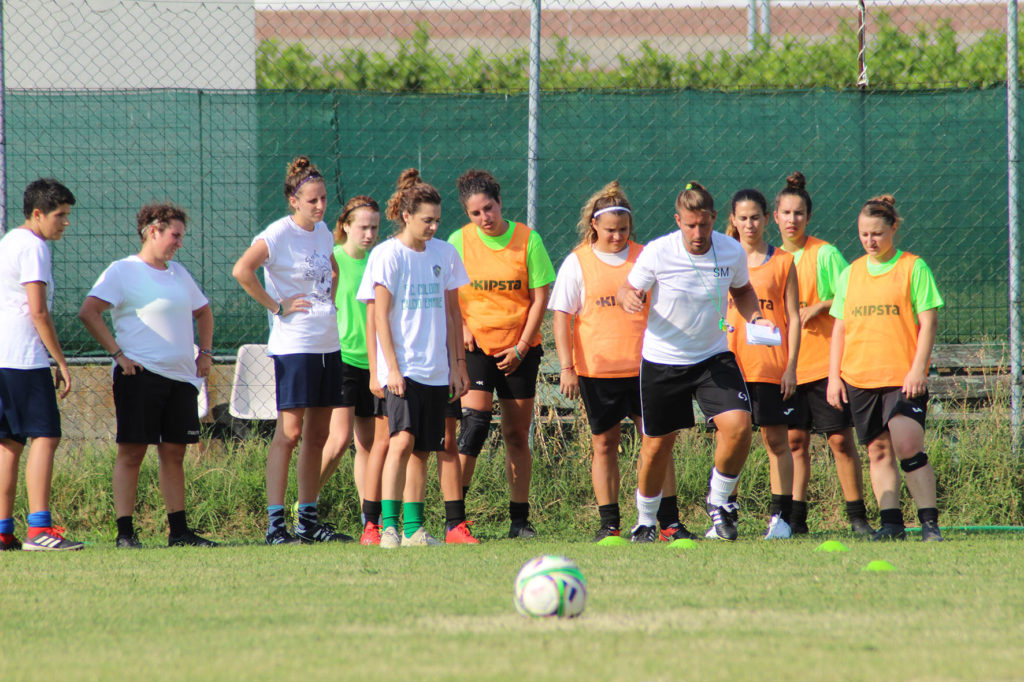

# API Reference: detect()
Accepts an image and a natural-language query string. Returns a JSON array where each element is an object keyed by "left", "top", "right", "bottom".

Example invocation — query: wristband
[
  {"left": 111, "top": 349, "right": 124, "bottom": 360},
  {"left": 560, "top": 366, "right": 574, "bottom": 372},
  {"left": 514, "top": 346, "right": 523, "bottom": 361},
  {"left": 198, "top": 348, "right": 213, "bottom": 357},
  {"left": 750, "top": 313, "right": 764, "bottom": 323},
  {"left": 273, "top": 303, "right": 283, "bottom": 316}
]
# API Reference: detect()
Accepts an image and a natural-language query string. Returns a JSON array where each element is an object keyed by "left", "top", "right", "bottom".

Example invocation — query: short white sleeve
[
  {"left": 0, "top": 229, "right": 56, "bottom": 368},
  {"left": 548, "top": 252, "right": 583, "bottom": 314}
]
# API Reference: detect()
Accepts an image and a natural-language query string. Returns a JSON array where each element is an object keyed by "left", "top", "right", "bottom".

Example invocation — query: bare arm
[
  {"left": 617, "top": 281, "right": 645, "bottom": 314},
  {"left": 495, "top": 284, "right": 550, "bottom": 375},
  {"left": 729, "top": 282, "right": 771, "bottom": 325},
  {"left": 365, "top": 301, "right": 384, "bottom": 399},
  {"left": 193, "top": 304, "right": 214, "bottom": 379},
  {"left": 232, "top": 240, "right": 310, "bottom": 315},
  {"left": 78, "top": 295, "right": 143, "bottom": 376},
  {"left": 329, "top": 253, "right": 340, "bottom": 303},
  {"left": 781, "top": 267, "right": 801, "bottom": 399},
  {"left": 904, "top": 308, "right": 938, "bottom": 398},
  {"left": 26, "top": 281, "right": 71, "bottom": 398},
  {"left": 446, "top": 289, "right": 468, "bottom": 400},
  {"left": 800, "top": 299, "right": 832, "bottom": 325},
  {"left": 826, "top": 318, "right": 848, "bottom": 409},
  {"left": 374, "top": 284, "right": 405, "bottom": 397},
  {"left": 552, "top": 310, "right": 579, "bottom": 399}
]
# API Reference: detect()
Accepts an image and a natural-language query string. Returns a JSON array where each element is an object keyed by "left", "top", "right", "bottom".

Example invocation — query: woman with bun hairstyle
[
  {"left": 232, "top": 156, "right": 352, "bottom": 545},
  {"left": 619, "top": 181, "right": 772, "bottom": 542},
  {"left": 318, "top": 196, "right": 381, "bottom": 534},
  {"left": 775, "top": 172, "right": 872, "bottom": 535},
  {"left": 827, "top": 195, "right": 943, "bottom": 542},
  {"left": 725, "top": 189, "right": 800, "bottom": 539},
  {"left": 550, "top": 181, "right": 695, "bottom": 543},
  {"left": 357, "top": 169, "right": 469, "bottom": 548},
  {"left": 79, "top": 203, "right": 217, "bottom": 548},
  {"left": 449, "top": 170, "right": 555, "bottom": 538}
]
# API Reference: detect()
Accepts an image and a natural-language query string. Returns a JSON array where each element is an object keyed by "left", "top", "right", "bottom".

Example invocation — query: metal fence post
[
  {"left": 1008, "top": 0, "right": 1021, "bottom": 454},
  {"left": 527, "top": 0, "right": 540, "bottom": 231},
  {"left": 0, "top": 0, "right": 7, "bottom": 234}
]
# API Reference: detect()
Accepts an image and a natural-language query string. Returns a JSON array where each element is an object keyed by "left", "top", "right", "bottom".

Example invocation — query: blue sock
[
  {"left": 297, "top": 503, "right": 318, "bottom": 533},
  {"left": 27, "top": 511, "right": 52, "bottom": 528},
  {"left": 0, "top": 517, "right": 13, "bottom": 534},
  {"left": 267, "top": 505, "right": 285, "bottom": 534}
]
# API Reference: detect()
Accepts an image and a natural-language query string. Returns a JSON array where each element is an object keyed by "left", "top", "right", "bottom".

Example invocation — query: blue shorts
[
  {"left": 0, "top": 367, "right": 61, "bottom": 444},
  {"left": 273, "top": 351, "right": 344, "bottom": 410}
]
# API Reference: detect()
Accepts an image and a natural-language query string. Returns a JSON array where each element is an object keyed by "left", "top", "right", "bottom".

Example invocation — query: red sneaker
[
  {"left": 360, "top": 521, "right": 381, "bottom": 546},
  {"left": 1, "top": 532, "right": 22, "bottom": 551},
  {"left": 24, "top": 526, "right": 84, "bottom": 551},
  {"left": 445, "top": 520, "right": 481, "bottom": 544},
  {"left": 659, "top": 522, "right": 698, "bottom": 542}
]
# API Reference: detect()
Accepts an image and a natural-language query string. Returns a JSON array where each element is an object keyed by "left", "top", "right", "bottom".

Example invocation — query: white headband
[{"left": 592, "top": 206, "right": 631, "bottom": 218}]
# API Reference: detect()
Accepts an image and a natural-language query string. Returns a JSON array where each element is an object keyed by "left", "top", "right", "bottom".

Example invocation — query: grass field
[{"left": 3, "top": 530, "right": 1023, "bottom": 681}]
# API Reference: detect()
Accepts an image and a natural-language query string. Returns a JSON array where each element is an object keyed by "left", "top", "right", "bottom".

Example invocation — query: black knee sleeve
[
  {"left": 458, "top": 408, "right": 492, "bottom": 457},
  {"left": 900, "top": 451, "right": 929, "bottom": 473}
]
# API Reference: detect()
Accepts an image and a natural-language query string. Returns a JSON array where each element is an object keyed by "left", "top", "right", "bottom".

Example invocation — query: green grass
[{"left": 2, "top": 534, "right": 1023, "bottom": 680}]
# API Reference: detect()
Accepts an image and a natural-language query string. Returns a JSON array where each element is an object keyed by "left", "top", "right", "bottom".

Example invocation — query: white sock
[
  {"left": 708, "top": 468, "right": 739, "bottom": 508},
  {"left": 635, "top": 489, "right": 662, "bottom": 527}
]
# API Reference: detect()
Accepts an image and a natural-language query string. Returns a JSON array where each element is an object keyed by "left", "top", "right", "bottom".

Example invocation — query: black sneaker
[
  {"left": 850, "top": 517, "right": 875, "bottom": 536},
  {"left": 0, "top": 533, "right": 22, "bottom": 551},
  {"left": 169, "top": 529, "right": 218, "bottom": 547},
  {"left": 508, "top": 521, "right": 537, "bottom": 539},
  {"left": 266, "top": 527, "right": 300, "bottom": 545},
  {"left": 659, "top": 522, "right": 698, "bottom": 542},
  {"left": 295, "top": 522, "right": 354, "bottom": 544},
  {"left": 592, "top": 525, "right": 621, "bottom": 542},
  {"left": 116, "top": 534, "right": 142, "bottom": 549},
  {"left": 705, "top": 502, "right": 739, "bottom": 541},
  {"left": 869, "top": 523, "right": 907, "bottom": 541},
  {"left": 630, "top": 525, "right": 657, "bottom": 543},
  {"left": 920, "top": 520, "right": 944, "bottom": 542},
  {"left": 789, "top": 518, "right": 809, "bottom": 534}
]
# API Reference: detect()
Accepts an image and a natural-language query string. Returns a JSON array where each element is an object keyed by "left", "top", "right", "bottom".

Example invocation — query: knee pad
[
  {"left": 900, "top": 451, "right": 929, "bottom": 473},
  {"left": 458, "top": 409, "right": 492, "bottom": 457}
]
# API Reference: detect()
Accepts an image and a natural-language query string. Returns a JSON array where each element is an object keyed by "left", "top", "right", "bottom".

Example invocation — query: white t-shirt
[
  {"left": 627, "top": 230, "right": 749, "bottom": 365},
  {"left": 88, "top": 256, "right": 209, "bottom": 388},
  {"left": 0, "top": 228, "right": 55, "bottom": 369},
  {"left": 357, "top": 237, "right": 469, "bottom": 387},
  {"left": 253, "top": 216, "right": 339, "bottom": 356},
  {"left": 548, "top": 245, "right": 630, "bottom": 315}
]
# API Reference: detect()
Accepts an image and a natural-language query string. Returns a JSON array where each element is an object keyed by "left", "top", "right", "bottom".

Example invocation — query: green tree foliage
[{"left": 256, "top": 15, "right": 1014, "bottom": 92}]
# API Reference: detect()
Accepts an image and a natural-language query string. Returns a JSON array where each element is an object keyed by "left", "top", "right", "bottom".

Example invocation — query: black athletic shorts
[
  {"left": 639, "top": 352, "right": 751, "bottom": 437},
  {"left": 340, "top": 362, "right": 376, "bottom": 419},
  {"left": 465, "top": 344, "right": 542, "bottom": 400},
  {"left": 445, "top": 397, "right": 462, "bottom": 420},
  {"left": 846, "top": 384, "right": 928, "bottom": 445},
  {"left": 579, "top": 375, "right": 641, "bottom": 435},
  {"left": 791, "top": 378, "right": 853, "bottom": 434},
  {"left": 113, "top": 366, "right": 200, "bottom": 444},
  {"left": 747, "top": 381, "right": 799, "bottom": 427},
  {"left": 385, "top": 378, "right": 448, "bottom": 452}
]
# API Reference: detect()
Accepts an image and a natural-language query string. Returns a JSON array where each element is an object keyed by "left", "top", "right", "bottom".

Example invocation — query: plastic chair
[{"left": 229, "top": 343, "right": 278, "bottom": 420}]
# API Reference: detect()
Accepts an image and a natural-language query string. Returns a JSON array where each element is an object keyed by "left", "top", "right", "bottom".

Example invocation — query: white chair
[{"left": 229, "top": 343, "right": 278, "bottom": 420}]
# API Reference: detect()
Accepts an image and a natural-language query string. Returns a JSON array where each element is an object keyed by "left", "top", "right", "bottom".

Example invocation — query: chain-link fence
[{"left": 1, "top": 0, "right": 1015, "bottom": 436}]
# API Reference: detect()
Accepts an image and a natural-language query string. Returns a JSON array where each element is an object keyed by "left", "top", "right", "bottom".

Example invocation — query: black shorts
[
  {"left": 639, "top": 352, "right": 751, "bottom": 438},
  {"left": 846, "top": 384, "right": 928, "bottom": 445},
  {"left": 791, "top": 378, "right": 852, "bottom": 434},
  {"left": 372, "top": 395, "right": 387, "bottom": 419},
  {"left": 579, "top": 375, "right": 641, "bottom": 435},
  {"left": 0, "top": 367, "right": 61, "bottom": 444},
  {"left": 340, "top": 362, "right": 376, "bottom": 419},
  {"left": 385, "top": 378, "right": 448, "bottom": 452},
  {"left": 747, "top": 381, "right": 799, "bottom": 427},
  {"left": 113, "top": 366, "right": 201, "bottom": 444},
  {"left": 445, "top": 397, "right": 462, "bottom": 420},
  {"left": 273, "top": 351, "right": 344, "bottom": 410},
  {"left": 465, "top": 344, "right": 542, "bottom": 400}
]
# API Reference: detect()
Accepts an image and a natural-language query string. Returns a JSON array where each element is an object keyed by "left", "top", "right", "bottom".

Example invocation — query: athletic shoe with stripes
[
  {"left": 296, "top": 522, "right": 354, "bottom": 544},
  {"left": 659, "top": 522, "right": 698, "bottom": 542},
  {"left": 705, "top": 502, "right": 739, "bottom": 541},
  {"left": 360, "top": 521, "right": 382, "bottom": 546},
  {"left": 630, "top": 525, "right": 657, "bottom": 543},
  {"left": 593, "top": 525, "right": 621, "bottom": 542},
  {"left": 1, "top": 533, "right": 22, "bottom": 551},
  {"left": 445, "top": 520, "right": 480, "bottom": 544},
  {"left": 169, "top": 529, "right": 218, "bottom": 547},
  {"left": 265, "top": 527, "right": 300, "bottom": 545},
  {"left": 763, "top": 514, "right": 792, "bottom": 540},
  {"left": 402, "top": 527, "right": 444, "bottom": 547},
  {"left": 23, "top": 526, "right": 84, "bottom": 551}
]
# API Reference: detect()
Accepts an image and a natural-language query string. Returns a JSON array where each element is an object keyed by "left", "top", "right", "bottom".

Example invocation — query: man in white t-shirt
[
  {"left": 618, "top": 182, "right": 773, "bottom": 542},
  {"left": 0, "top": 178, "right": 83, "bottom": 551}
]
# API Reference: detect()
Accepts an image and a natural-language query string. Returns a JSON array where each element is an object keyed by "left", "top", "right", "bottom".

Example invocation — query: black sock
[
  {"left": 656, "top": 495, "right": 680, "bottom": 529},
  {"left": 598, "top": 503, "right": 620, "bottom": 530},
  {"left": 728, "top": 493, "right": 738, "bottom": 505},
  {"left": 445, "top": 500, "right": 466, "bottom": 528},
  {"left": 770, "top": 494, "right": 793, "bottom": 523},
  {"left": 845, "top": 499, "right": 868, "bottom": 522},
  {"left": 116, "top": 515, "right": 135, "bottom": 538},
  {"left": 167, "top": 510, "right": 188, "bottom": 537},
  {"left": 917, "top": 507, "right": 939, "bottom": 524},
  {"left": 510, "top": 501, "right": 530, "bottom": 525},
  {"left": 462, "top": 486, "right": 469, "bottom": 500},
  {"left": 879, "top": 507, "right": 904, "bottom": 526},
  {"left": 791, "top": 499, "right": 808, "bottom": 525},
  {"left": 362, "top": 499, "right": 382, "bottom": 525}
]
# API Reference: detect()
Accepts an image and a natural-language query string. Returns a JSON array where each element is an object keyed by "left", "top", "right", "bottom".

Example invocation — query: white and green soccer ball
[{"left": 513, "top": 555, "right": 587, "bottom": 618}]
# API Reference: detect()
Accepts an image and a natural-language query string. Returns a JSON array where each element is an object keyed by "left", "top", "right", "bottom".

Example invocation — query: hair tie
[
  {"left": 685, "top": 183, "right": 695, "bottom": 190},
  {"left": 592, "top": 206, "right": 631, "bottom": 219},
  {"left": 292, "top": 173, "right": 322, "bottom": 197}
]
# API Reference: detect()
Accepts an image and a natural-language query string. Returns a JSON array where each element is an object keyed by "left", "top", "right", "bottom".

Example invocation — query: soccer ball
[{"left": 513, "top": 555, "right": 587, "bottom": 618}]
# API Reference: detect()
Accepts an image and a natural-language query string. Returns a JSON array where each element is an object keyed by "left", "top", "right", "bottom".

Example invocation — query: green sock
[
  {"left": 382, "top": 500, "right": 402, "bottom": 531},
  {"left": 403, "top": 502, "right": 424, "bottom": 538}
]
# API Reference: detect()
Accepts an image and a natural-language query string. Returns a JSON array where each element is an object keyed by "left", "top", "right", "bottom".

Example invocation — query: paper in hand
[{"left": 745, "top": 322, "right": 782, "bottom": 346}]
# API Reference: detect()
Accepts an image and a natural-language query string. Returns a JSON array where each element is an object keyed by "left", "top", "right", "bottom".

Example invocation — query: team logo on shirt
[
  {"left": 849, "top": 304, "right": 901, "bottom": 317},
  {"left": 714, "top": 266, "right": 731, "bottom": 277},
  {"left": 470, "top": 279, "right": 523, "bottom": 291},
  {"left": 594, "top": 295, "right": 616, "bottom": 307},
  {"left": 433, "top": 265, "right": 442, "bottom": 278}
]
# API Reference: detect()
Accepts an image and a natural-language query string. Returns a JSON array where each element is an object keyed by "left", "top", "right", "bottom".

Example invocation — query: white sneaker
[
  {"left": 764, "top": 514, "right": 792, "bottom": 540},
  {"left": 401, "top": 527, "right": 444, "bottom": 547},
  {"left": 379, "top": 526, "right": 401, "bottom": 549}
]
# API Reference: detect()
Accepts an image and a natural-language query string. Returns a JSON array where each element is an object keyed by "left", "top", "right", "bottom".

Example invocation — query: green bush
[{"left": 256, "top": 15, "right": 1016, "bottom": 92}]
